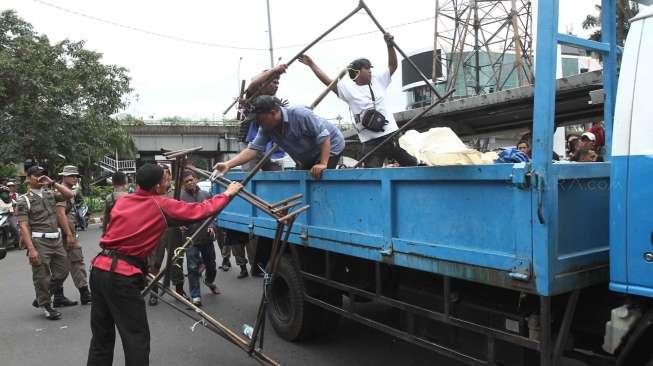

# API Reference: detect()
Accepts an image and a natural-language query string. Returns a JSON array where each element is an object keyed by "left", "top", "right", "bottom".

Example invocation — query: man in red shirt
[{"left": 87, "top": 163, "right": 242, "bottom": 366}]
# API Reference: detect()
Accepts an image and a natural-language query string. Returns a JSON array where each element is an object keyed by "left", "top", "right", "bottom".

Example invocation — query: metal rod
[
  {"left": 148, "top": 275, "right": 280, "bottom": 366},
  {"left": 186, "top": 166, "right": 273, "bottom": 210},
  {"left": 223, "top": 3, "right": 364, "bottom": 115},
  {"left": 277, "top": 205, "right": 310, "bottom": 223},
  {"left": 235, "top": 80, "right": 246, "bottom": 121},
  {"left": 240, "top": 144, "right": 279, "bottom": 187},
  {"left": 269, "top": 193, "right": 303, "bottom": 208},
  {"left": 165, "top": 146, "right": 203, "bottom": 159},
  {"left": 443, "top": 276, "right": 451, "bottom": 317},
  {"left": 266, "top": 0, "right": 274, "bottom": 68},
  {"left": 248, "top": 222, "right": 288, "bottom": 353},
  {"left": 354, "top": 88, "right": 455, "bottom": 167},
  {"left": 142, "top": 215, "right": 215, "bottom": 296},
  {"left": 271, "top": 200, "right": 302, "bottom": 214},
  {"left": 309, "top": 68, "right": 347, "bottom": 110},
  {"left": 540, "top": 296, "right": 552, "bottom": 366},
  {"left": 305, "top": 295, "right": 484, "bottom": 366},
  {"left": 359, "top": 0, "right": 443, "bottom": 100},
  {"left": 146, "top": 148, "right": 275, "bottom": 296},
  {"left": 553, "top": 290, "right": 580, "bottom": 365},
  {"left": 302, "top": 270, "right": 539, "bottom": 350}
]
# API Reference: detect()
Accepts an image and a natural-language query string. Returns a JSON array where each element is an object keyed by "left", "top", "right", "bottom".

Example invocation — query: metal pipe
[
  {"left": 186, "top": 166, "right": 273, "bottom": 209},
  {"left": 165, "top": 146, "right": 203, "bottom": 159},
  {"left": 142, "top": 215, "right": 215, "bottom": 296},
  {"left": 240, "top": 144, "right": 279, "bottom": 186},
  {"left": 223, "top": 3, "right": 364, "bottom": 115},
  {"left": 354, "top": 88, "right": 455, "bottom": 167},
  {"left": 271, "top": 200, "right": 302, "bottom": 214},
  {"left": 309, "top": 68, "right": 347, "bottom": 110},
  {"left": 145, "top": 148, "right": 275, "bottom": 296},
  {"left": 277, "top": 205, "right": 310, "bottom": 223},
  {"left": 553, "top": 290, "right": 580, "bottom": 365},
  {"left": 247, "top": 222, "right": 287, "bottom": 353},
  {"left": 359, "top": 0, "right": 443, "bottom": 100},
  {"left": 269, "top": 193, "right": 303, "bottom": 208},
  {"left": 266, "top": 0, "right": 274, "bottom": 68},
  {"left": 148, "top": 275, "right": 280, "bottom": 366}
]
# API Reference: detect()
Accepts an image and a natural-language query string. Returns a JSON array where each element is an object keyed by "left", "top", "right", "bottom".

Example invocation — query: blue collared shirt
[
  {"left": 244, "top": 114, "right": 286, "bottom": 160},
  {"left": 248, "top": 106, "right": 345, "bottom": 167}
]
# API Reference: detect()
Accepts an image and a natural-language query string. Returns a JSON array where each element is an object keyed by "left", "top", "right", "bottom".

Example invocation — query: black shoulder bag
[{"left": 359, "top": 84, "right": 388, "bottom": 133}]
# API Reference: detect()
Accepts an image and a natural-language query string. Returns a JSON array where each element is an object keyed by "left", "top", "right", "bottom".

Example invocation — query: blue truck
[{"left": 213, "top": 1, "right": 653, "bottom": 365}]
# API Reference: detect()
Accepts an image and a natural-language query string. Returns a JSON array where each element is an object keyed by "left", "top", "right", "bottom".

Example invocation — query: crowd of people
[{"left": 504, "top": 122, "right": 606, "bottom": 163}]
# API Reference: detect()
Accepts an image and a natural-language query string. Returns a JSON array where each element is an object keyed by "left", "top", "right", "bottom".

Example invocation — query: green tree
[
  {"left": 582, "top": 0, "right": 639, "bottom": 46},
  {"left": 0, "top": 10, "right": 134, "bottom": 177}
]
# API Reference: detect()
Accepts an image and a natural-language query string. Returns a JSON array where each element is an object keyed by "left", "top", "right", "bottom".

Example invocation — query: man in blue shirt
[{"left": 215, "top": 96, "right": 345, "bottom": 179}]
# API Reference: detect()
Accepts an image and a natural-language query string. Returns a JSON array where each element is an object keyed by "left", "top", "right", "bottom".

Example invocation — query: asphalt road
[{"left": 0, "top": 225, "right": 459, "bottom": 366}]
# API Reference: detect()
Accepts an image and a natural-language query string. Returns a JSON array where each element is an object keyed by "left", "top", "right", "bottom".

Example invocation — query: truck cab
[{"left": 610, "top": 6, "right": 653, "bottom": 298}]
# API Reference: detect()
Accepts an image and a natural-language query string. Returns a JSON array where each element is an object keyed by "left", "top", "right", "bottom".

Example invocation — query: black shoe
[
  {"left": 237, "top": 265, "right": 249, "bottom": 279},
  {"left": 251, "top": 266, "right": 264, "bottom": 278},
  {"left": 220, "top": 258, "right": 231, "bottom": 271},
  {"left": 53, "top": 288, "right": 78, "bottom": 307},
  {"left": 42, "top": 304, "right": 62, "bottom": 320},
  {"left": 204, "top": 279, "right": 221, "bottom": 294},
  {"left": 0, "top": 247, "right": 6, "bottom": 260},
  {"left": 32, "top": 299, "right": 39, "bottom": 308},
  {"left": 79, "top": 286, "right": 92, "bottom": 305}
]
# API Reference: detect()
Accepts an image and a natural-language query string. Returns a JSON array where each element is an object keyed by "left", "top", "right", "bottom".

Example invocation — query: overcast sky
[{"left": 3, "top": 0, "right": 601, "bottom": 123}]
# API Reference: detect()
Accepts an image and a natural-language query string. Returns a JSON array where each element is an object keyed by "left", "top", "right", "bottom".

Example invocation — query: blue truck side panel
[
  {"left": 610, "top": 155, "right": 653, "bottom": 298},
  {"left": 214, "top": 163, "right": 610, "bottom": 296}
]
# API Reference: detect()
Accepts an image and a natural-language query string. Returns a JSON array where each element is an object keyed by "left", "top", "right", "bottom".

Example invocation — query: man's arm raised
[{"left": 299, "top": 55, "right": 337, "bottom": 94}]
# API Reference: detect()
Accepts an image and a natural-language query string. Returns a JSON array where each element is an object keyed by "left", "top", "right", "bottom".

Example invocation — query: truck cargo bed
[{"left": 215, "top": 163, "right": 609, "bottom": 296}]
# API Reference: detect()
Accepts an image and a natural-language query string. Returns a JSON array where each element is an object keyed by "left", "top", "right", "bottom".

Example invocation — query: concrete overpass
[{"left": 125, "top": 123, "right": 243, "bottom": 168}]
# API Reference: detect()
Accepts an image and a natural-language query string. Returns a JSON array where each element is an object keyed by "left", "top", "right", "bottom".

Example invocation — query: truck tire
[{"left": 268, "top": 254, "right": 341, "bottom": 341}]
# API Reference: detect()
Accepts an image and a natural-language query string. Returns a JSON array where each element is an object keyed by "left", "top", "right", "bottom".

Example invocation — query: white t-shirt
[{"left": 336, "top": 69, "right": 398, "bottom": 143}]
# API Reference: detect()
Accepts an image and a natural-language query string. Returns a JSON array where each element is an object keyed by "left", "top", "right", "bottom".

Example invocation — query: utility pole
[{"left": 266, "top": 0, "right": 274, "bottom": 68}]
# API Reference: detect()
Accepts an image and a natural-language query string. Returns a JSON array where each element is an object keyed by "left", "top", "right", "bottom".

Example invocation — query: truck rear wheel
[{"left": 268, "top": 254, "right": 341, "bottom": 341}]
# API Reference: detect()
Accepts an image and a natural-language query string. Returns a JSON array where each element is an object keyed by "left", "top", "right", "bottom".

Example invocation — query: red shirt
[{"left": 92, "top": 188, "right": 229, "bottom": 276}]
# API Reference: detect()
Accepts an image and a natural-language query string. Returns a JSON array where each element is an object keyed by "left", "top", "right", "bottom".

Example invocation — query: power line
[
  {"left": 276, "top": 16, "right": 435, "bottom": 50},
  {"left": 33, "top": 0, "right": 267, "bottom": 51},
  {"left": 32, "top": 0, "right": 434, "bottom": 52}
]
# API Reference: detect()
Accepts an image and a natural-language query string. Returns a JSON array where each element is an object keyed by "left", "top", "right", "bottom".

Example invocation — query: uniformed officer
[
  {"left": 16, "top": 166, "right": 75, "bottom": 320},
  {"left": 57, "top": 165, "right": 92, "bottom": 305}
]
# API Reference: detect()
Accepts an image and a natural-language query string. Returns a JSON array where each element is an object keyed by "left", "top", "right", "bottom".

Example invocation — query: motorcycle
[
  {"left": 0, "top": 205, "right": 19, "bottom": 259},
  {"left": 75, "top": 200, "right": 89, "bottom": 231}
]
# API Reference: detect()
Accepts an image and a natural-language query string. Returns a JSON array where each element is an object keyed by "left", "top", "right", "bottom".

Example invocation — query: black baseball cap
[{"left": 26, "top": 166, "right": 46, "bottom": 176}]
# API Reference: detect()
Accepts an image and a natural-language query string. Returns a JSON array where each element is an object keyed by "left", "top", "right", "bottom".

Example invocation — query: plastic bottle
[{"left": 242, "top": 324, "right": 254, "bottom": 340}]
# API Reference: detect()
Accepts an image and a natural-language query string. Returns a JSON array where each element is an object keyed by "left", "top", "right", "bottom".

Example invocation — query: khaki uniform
[
  {"left": 59, "top": 190, "right": 88, "bottom": 289},
  {"left": 15, "top": 190, "right": 68, "bottom": 306}
]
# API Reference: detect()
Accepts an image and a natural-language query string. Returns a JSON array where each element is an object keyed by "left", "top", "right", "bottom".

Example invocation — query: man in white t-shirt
[{"left": 299, "top": 32, "right": 417, "bottom": 168}]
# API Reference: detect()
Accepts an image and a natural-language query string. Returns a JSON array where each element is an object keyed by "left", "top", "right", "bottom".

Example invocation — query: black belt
[{"left": 98, "top": 249, "right": 147, "bottom": 274}]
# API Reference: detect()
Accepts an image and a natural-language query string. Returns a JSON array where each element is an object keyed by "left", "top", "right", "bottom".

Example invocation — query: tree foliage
[
  {"left": 0, "top": 10, "right": 134, "bottom": 174},
  {"left": 582, "top": 1, "right": 639, "bottom": 45}
]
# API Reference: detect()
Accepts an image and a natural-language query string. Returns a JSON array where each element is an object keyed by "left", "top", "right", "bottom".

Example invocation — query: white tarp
[{"left": 399, "top": 128, "right": 497, "bottom": 166}]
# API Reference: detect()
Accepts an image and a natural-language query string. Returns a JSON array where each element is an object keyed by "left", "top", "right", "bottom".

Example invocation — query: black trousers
[
  {"left": 87, "top": 267, "right": 150, "bottom": 366},
  {"left": 361, "top": 135, "right": 418, "bottom": 168}
]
